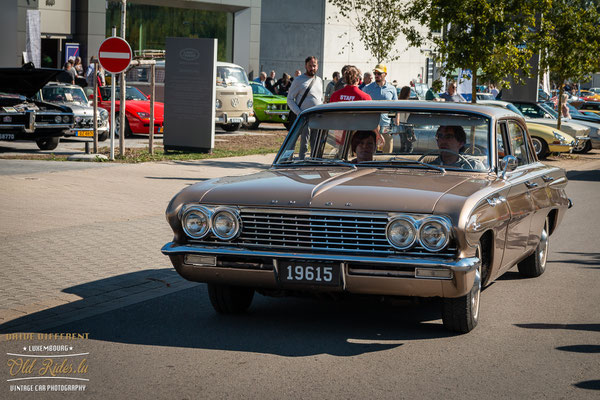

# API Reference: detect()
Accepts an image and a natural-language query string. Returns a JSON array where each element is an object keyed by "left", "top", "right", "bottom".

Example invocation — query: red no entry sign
[{"left": 98, "top": 37, "right": 132, "bottom": 74}]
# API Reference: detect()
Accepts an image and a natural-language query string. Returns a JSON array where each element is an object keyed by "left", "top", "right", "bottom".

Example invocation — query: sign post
[{"left": 98, "top": 36, "right": 132, "bottom": 160}]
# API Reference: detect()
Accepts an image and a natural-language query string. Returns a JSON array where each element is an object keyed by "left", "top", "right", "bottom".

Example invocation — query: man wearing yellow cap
[{"left": 363, "top": 63, "right": 398, "bottom": 152}]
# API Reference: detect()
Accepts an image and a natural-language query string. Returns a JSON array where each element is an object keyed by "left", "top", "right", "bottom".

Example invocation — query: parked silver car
[{"left": 37, "top": 82, "right": 110, "bottom": 141}]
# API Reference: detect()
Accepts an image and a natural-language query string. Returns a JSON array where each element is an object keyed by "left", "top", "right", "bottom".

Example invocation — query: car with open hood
[
  {"left": 162, "top": 101, "right": 571, "bottom": 333},
  {"left": 37, "top": 82, "right": 110, "bottom": 141},
  {"left": 0, "top": 63, "right": 74, "bottom": 150}
]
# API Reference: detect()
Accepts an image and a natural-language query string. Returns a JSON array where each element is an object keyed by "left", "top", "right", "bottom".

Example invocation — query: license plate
[
  {"left": 0, "top": 133, "right": 15, "bottom": 140},
  {"left": 75, "top": 130, "right": 94, "bottom": 137},
  {"left": 158, "top": 126, "right": 163, "bottom": 133},
  {"left": 228, "top": 118, "right": 243, "bottom": 124},
  {"left": 279, "top": 261, "right": 341, "bottom": 286}
]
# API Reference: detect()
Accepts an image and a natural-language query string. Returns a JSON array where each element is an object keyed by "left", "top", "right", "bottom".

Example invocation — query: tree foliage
[
  {"left": 401, "top": 0, "right": 549, "bottom": 102},
  {"left": 538, "top": 0, "right": 600, "bottom": 129},
  {"left": 327, "top": 0, "right": 406, "bottom": 63}
]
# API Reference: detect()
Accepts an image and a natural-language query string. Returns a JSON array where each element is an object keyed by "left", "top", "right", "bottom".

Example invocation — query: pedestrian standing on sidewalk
[
  {"left": 329, "top": 66, "right": 371, "bottom": 103},
  {"left": 287, "top": 56, "right": 323, "bottom": 156},
  {"left": 363, "top": 63, "right": 398, "bottom": 152},
  {"left": 324, "top": 71, "right": 340, "bottom": 103}
]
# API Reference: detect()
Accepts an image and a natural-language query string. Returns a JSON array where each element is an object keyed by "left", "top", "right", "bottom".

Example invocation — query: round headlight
[
  {"left": 182, "top": 207, "right": 210, "bottom": 239},
  {"left": 386, "top": 217, "right": 417, "bottom": 250},
  {"left": 54, "top": 116, "right": 62, "bottom": 123},
  {"left": 211, "top": 208, "right": 241, "bottom": 240},
  {"left": 247, "top": 99, "right": 253, "bottom": 108},
  {"left": 215, "top": 99, "right": 222, "bottom": 109},
  {"left": 75, "top": 116, "right": 82, "bottom": 123},
  {"left": 418, "top": 217, "right": 451, "bottom": 252},
  {"left": 62, "top": 116, "right": 70, "bottom": 123}
]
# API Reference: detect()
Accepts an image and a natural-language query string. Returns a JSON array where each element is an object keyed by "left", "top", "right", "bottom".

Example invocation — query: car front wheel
[
  {"left": 221, "top": 123, "right": 241, "bottom": 132},
  {"left": 442, "top": 248, "right": 481, "bottom": 333},
  {"left": 517, "top": 218, "right": 549, "bottom": 278},
  {"left": 36, "top": 136, "right": 60, "bottom": 150},
  {"left": 207, "top": 283, "right": 254, "bottom": 314},
  {"left": 98, "top": 131, "right": 108, "bottom": 142},
  {"left": 531, "top": 136, "right": 549, "bottom": 159},
  {"left": 573, "top": 139, "right": 592, "bottom": 154}
]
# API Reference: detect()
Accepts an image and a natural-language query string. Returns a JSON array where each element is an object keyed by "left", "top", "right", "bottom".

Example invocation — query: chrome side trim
[{"left": 162, "top": 242, "right": 480, "bottom": 273}]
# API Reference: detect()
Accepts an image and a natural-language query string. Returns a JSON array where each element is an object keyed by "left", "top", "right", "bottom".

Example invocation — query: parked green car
[{"left": 249, "top": 82, "right": 290, "bottom": 129}]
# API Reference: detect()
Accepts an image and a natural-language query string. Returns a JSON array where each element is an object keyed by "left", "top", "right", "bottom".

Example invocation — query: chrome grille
[{"left": 193, "top": 208, "right": 457, "bottom": 257}]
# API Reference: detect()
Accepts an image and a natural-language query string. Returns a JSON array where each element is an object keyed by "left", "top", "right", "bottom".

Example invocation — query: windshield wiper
[
  {"left": 360, "top": 157, "right": 446, "bottom": 173},
  {"left": 277, "top": 158, "right": 357, "bottom": 169}
]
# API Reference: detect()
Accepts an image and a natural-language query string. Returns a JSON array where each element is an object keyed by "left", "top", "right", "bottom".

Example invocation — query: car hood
[
  {"left": 117, "top": 100, "right": 164, "bottom": 117},
  {"left": 526, "top": 117, "right": 590, "bottom": 136},
  {"left": 170, "top": 167, "right": 492, "bottom": 215},
  {"left": 254, "top": 94, "right": 287, "bottom": 103},
  {"left": 0, "top": 67, "right": 62, "bottom": 98}
]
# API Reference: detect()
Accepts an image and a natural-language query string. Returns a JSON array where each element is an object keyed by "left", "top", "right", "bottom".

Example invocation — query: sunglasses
[{"left": 374, "top": 71, "right": 383, "bottom": 75}]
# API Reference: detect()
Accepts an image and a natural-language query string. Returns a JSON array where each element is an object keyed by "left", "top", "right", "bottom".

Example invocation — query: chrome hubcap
[
  {"left": 471, "top": 255, "right": 482, "bottom": 321},
  {"left": 532, "top": 138, "right": 542, "bottom": 155},
  {"left": 538, "top": 223, "right": 549, "bottom": 268}
]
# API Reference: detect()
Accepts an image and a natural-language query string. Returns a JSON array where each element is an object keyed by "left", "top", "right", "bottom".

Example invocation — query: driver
[
  {"left": 350, "top": 130, "right": 377, "bottom": 163},
  {"left": 431, "top": 125, "right": 484, "bottom": 169}
]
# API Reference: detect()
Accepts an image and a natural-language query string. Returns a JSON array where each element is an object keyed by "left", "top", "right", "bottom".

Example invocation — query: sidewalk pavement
[
  {"left": 0, "top": 154, "right": 274, "bottom": 333},
  {"left": 0, "top": 151, "right": 598, "bottom": 333}
]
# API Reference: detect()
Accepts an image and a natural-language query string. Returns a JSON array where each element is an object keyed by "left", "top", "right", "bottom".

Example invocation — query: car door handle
[
  {"left": 524, "top": 181, "right": 538, "bottom": 188},
  {"left": 542, "top": 175, "right": 554, "bottom": 182}
]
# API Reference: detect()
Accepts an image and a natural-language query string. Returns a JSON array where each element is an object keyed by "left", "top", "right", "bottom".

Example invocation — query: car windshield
[
  {"left": 217, "top": 66, "right": 249, "bottom": 86},
  {"left": 274, "top": 109, "right": 491, "bottom": 172},
  {"left": 251, "top": 83, "right": 273, "bottom": 96},
  {"left": 42, "top": 86, "right": 88, "bottom": 104},
  {"left": 538, "top": 102, "right": 559, "bottom": 118},
  {"left": 99, "top": 86, "right": 147, "bottom": 101}
]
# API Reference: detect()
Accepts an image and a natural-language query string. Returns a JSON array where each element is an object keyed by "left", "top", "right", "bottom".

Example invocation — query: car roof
[
  {"left": 217, "top": 61, "right": 245, "bottom": 68},
  {"left": 306, "top": 100, "right": 519, "bottom": 120},
  {"left": 44, "top": 82, "right": 81, "bottom": 89}
]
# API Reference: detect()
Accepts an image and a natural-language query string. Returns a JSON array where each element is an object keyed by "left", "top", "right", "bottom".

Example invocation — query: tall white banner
[
  {"left": 26, "top": 10, "right": 41, "bottom": 67},
  {"left": 457, "top": 68, "right": 473, "bottom": 100}
]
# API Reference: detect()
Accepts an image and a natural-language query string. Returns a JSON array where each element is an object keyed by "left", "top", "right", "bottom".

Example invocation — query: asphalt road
[{"left": 0, "top": 158, "right": 598, "bottom": 399}]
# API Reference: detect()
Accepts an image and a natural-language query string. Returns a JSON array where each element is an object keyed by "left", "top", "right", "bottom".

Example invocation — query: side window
[
  {"left": 507, "top": 121, "right": 531, "bottom": 166},
  {"left": 496, "top": 121, "right": 509, "bottom": 164}
]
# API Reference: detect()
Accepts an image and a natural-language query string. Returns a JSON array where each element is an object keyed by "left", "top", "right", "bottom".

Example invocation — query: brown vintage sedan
[{"left": 162, "top": 101, "right": 571, "bottom": 333}]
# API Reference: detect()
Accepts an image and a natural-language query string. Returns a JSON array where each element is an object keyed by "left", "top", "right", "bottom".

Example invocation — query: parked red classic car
[{"left": 86, "top": 85, "right": 164, "bottom": 137}]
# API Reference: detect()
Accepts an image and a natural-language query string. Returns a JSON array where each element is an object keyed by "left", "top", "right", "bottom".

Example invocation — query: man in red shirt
[{"left": 329, "top": 66, "right": 372, "bottom": 102}]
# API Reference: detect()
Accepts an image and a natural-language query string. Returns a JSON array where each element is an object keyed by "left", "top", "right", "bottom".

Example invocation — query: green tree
[
  {"left": 401, "top": 0, "right": 549, "bottom": 103},
  {"left": 538, "top": 0, "right": 600, "bottom": 129},
  {"left": 327, "top": 0, "right": 406, "bottom": 63}
]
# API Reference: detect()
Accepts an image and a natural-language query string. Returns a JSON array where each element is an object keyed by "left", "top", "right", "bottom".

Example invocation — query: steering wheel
[
  {"left": 418, "top": 149, "right": 475, "bottom": 169},
  {"left": 462, "top": 144, "right": 485, "bottom": 156}
]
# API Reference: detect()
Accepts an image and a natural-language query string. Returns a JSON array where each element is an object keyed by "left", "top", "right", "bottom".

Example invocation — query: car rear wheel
[
  {"left": 207, "top": 283, "right": 254, "bottom": 314},
  {"left": 442, "top": 247, "right": 481, "bottom": 333},
  {"left": 531, "top": 136, "right": 549, "bottom": 159},
  {"left": 36, "top": 136, "right": 60, "bottom": 150},
  {"left": 517, "top": 218, "right": 549, "bottom": 278},
  {"left": 221, "top": 123, "right": 241, "bottom": 132}
]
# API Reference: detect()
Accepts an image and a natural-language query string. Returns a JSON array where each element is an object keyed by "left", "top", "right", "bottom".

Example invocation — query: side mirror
[
  {"left": 88, "top": 94, "right": 94, "bottom": 100},
  {"left": 544, "top": 114, "right": 552, "bottom": 119},
  {"left": 147, "top": 94, "right": 151, "bottom": 99},
  {"left": 499, "top": 155, "right": 518, "bottom": 179}
]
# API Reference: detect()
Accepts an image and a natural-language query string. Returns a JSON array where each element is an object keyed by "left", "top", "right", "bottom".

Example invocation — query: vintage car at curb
[
  {"left": 38, "top": 82, "right": 110, "bottom": 141},
  {"left": 86, "top": 85, "right": 164, "bottom": 137},
  {"left": 249, "top": 82, "right": 290, "bottom": 129},
  {"left": 513, "top": 100, "right": 600, "bottom": 151},
  {"left": 478, "top": 100, "right": 582, "bottom": 159},
  {"left": 162, "top": 101, "right": 571, "bottom": 333},
  {"left": 0, "top": 64, "right": 74, "bottom": 150},
  {"left": 215, "top": 62, "right": 256, "bottom": 132}
]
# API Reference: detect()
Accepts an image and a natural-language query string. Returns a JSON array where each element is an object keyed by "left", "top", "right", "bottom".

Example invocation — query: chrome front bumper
[
  {"left": 161, "top": 242, "right": 480, "bottom": 298},
  {"left": 215, "top": 113, "right": 256, "bottom": 124}
]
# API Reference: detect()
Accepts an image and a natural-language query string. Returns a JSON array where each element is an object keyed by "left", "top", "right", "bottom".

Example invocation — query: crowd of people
[{"left": 56, "top": 56, "right": 106, "bottom": 88}]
